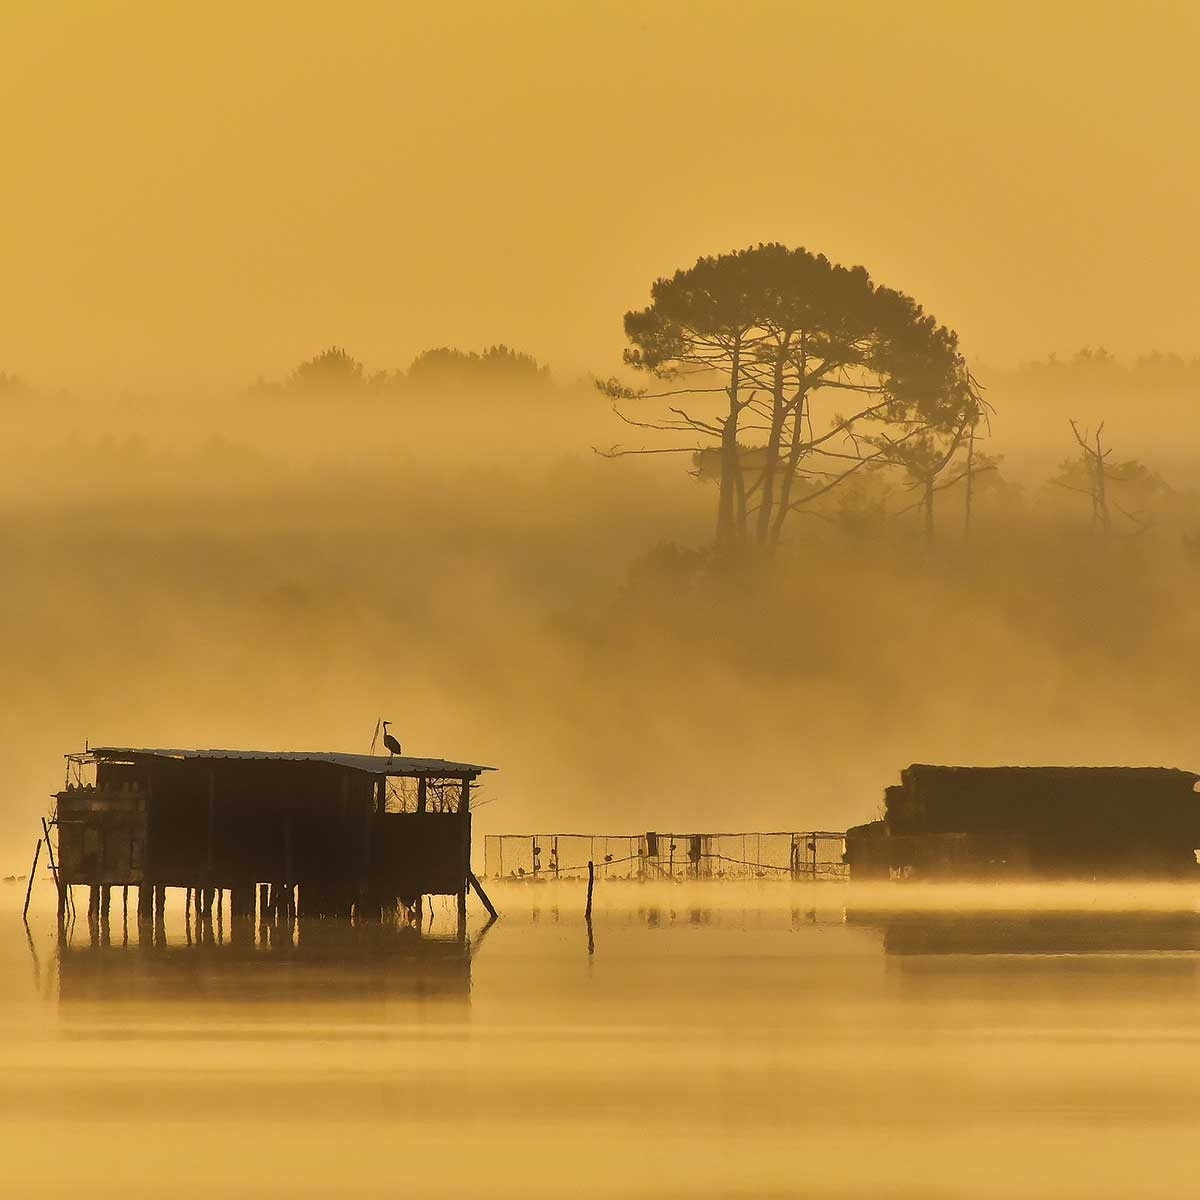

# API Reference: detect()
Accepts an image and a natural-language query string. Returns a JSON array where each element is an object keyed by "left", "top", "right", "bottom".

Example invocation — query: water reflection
[
  {"left": 846, "top": 908, "right": 1200, "bottom": 956},
  {"left": 56, "top": 915, "right": 479, "bottom": 1007}
]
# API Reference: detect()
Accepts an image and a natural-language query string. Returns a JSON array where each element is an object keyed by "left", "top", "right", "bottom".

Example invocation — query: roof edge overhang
[{"left": 72, "top": 747, "right": 496, "bottom": 778}]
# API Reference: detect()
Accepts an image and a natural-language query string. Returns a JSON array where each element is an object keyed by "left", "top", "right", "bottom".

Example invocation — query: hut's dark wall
[
  {"left": 372, "top": 813, "right": 469, "bottom": 900},
  {"left": 890, "top": 766, "right": 1200, "bottom": 842},
  {"left": 848, "top": 765, "right": 1200, "bottom": 881},
  {"left": 60, "top": 757, "right": 474, "bottom": 898},
  {"left": 58, "top": 786, "right": 147, "bottom": 885},
  {"left": 113, "top": 757, "right": 378, "bottom": 888}
]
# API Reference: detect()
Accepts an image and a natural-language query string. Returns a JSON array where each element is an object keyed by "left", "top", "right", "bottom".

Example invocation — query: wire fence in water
[{"left": 483, "top": 831, "right": 848, "bottom": 882}]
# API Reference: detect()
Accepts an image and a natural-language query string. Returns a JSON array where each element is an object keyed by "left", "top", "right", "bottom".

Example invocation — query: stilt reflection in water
[{"left": 57, "top": 915, "right": 476, "bottom": 1009}]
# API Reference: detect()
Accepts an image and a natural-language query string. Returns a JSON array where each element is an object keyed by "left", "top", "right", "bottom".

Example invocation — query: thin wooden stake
[
  {"left": 467, "top": 871, "right": 498, "bottom": 920},
  {"left": 22, "top": 838, "right": 42, "bottom": 921},
  {"left": 585, "top": 861, "right": 595, "bottom": 956}
]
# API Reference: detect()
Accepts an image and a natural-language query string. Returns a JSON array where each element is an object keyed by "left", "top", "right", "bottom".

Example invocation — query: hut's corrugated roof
[{"left": 84, "top": 747, "right": 494, "bottom": 777}]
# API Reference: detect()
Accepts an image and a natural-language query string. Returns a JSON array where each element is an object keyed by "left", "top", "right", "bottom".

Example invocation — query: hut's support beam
[
  {"left": 22, "top": 838, "right": 41, "bottom": 922},
  {"left": 230, "top": 884, "right": 251, "bottom": 920},
  {"left": 468, "top": 871, "right": 498, "bottom": 920}
]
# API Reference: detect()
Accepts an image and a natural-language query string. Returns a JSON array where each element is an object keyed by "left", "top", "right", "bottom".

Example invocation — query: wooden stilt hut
[{"left": 52, "top": 746, "right": 496, "bottom": 923}]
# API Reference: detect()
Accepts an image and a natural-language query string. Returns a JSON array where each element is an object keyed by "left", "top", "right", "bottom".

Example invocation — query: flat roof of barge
[
  {"left": 904, "top": 764, "right": 1199, "bottom": 781},
  {"left": 79, "top": 747, "right": 495, "bottom": 777}
]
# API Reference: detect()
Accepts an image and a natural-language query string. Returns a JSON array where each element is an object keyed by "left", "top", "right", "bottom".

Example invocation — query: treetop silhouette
[{"left": 600, "top": 243, "right": 983, "bottom": 551}]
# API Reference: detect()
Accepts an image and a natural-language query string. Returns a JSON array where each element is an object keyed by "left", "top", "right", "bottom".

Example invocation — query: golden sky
[{"left": 3, "top": 0, "right": 1197, "bottom": 390}]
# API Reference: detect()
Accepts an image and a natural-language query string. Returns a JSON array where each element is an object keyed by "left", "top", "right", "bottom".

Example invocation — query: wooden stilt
[
  {"left": 468, "top": 871, "right": 499, "bottom": 920},
  {"left": 259, "top": 883, "right": 269, "bottom": 923},
  {"left": 22, "top": 838, "right": 42, "bottom": 921},
  {"left": 40, "top": 819, "right": 61, "bottom": 895}
]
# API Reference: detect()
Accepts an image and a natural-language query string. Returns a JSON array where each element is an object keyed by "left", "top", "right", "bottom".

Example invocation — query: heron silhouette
[{"left": 382, "top": 721, "right": 402, "bottom": 759}]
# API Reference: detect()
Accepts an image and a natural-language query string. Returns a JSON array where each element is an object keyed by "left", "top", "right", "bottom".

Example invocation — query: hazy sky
[{"left": 3, "top": 1, "right": 1197, "bottom": 391}]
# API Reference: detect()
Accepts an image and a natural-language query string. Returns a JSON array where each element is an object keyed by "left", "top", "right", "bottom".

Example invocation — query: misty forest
[{"left": 4, "top": 241, "right": 1200, "bottom": 858}]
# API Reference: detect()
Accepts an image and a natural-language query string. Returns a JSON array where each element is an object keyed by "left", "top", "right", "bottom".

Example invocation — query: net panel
[{"left": 483, "top": 832, "right": 847, "bottom": 881}]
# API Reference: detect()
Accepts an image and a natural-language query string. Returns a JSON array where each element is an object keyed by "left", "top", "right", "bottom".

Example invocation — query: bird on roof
[{"left": 382, "top": 721, "right": 402, "bottom": 759}]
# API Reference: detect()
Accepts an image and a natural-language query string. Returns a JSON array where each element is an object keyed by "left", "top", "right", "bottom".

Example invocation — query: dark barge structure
[
  {"left": 53, "top": 746, "right": 496, "bottom": 926},
  {"left": 845, "top": 764, "right": 1200, "bottom": 881}
]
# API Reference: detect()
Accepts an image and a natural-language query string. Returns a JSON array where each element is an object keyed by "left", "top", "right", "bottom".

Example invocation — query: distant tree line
[
  {"left": 1024, "top": 346, "right": 1200, "bottom": 382},
  {"left": 248, "top": 343, "right": 553, "bottom": 398}
]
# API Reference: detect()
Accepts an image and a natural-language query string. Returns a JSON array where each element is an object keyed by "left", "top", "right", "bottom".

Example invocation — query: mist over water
[
  {"left": 5, "top": 362, "right": 1200, "bottom": 866},
  {"left": 6, "top": 882, "right": 1200, "bottom": 1198}
]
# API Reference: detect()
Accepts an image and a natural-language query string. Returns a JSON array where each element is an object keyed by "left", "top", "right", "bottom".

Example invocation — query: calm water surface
[{"left": 6, "top": 881, "right": 1200, "bottom": 1198}]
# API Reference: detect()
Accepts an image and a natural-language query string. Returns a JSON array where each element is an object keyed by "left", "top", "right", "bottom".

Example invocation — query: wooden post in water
[
  {"left": 284, "top": 816, "right": 293, "bottom": 919},
  {"left": 22, "top": 839, "right": 42, "bottom": 921},
  {"left": 468, "top": 872, "right": 498, "bottom": 920},
  {"left": 259, "top": 883, "right": 269, "bottom": 923},
  {"left": 41, "top": 819, "right": 65, "bottom": 930},
  {"left": 585, "top": 860, "right": 595, "bottom": 956}
]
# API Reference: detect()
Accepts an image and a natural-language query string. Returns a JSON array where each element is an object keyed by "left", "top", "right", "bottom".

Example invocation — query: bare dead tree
[{"left": 1051, "top": 420, "right": 1162, "bottom": 538}]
